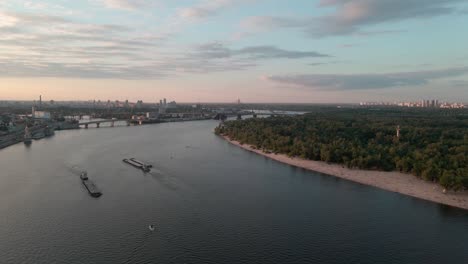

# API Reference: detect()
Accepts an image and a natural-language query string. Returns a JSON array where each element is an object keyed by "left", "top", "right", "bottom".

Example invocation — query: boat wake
[{"left": 147, "top": 169, "right": 180, "bottom": 191}]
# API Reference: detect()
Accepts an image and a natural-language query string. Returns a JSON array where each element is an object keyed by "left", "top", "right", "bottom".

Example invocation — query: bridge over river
[
  {"left": 78, "top": 119, "right": 129, "bottom": 128},
  {"left": 214, "top": 110, "right": 303, "bottom": 121}
]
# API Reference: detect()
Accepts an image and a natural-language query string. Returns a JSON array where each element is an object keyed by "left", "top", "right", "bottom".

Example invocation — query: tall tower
[
  {"left": 396, "top": 125, "right": 401, "bottom": 139},
  {"left": 39, "top": 95, "right": 42, "bottom": 108}
]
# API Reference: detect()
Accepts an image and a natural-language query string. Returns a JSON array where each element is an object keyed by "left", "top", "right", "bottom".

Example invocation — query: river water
[{"left": 0, "top": 120, "right": 467, "bottom": 264}]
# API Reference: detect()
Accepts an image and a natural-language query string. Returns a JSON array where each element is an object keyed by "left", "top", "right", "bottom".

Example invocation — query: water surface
[{"left": 0, "top": 120, "right": 467, "bottom": 264}]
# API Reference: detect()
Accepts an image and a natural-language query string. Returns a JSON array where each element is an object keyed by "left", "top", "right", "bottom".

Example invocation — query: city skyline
[
  {"left": 0, "top": 0, "right": 468, "bottom": 102},
  {"left": 1, "top": 96, "right": 467, "bottom": 106}
]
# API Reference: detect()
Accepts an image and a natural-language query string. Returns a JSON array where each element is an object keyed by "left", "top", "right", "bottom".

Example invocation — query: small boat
[
  {"left": 80, "top": 171, "right": 88, "bottom": 181},
  {"left": 148, "top": 225, "right": 155, "bottom": 231}
]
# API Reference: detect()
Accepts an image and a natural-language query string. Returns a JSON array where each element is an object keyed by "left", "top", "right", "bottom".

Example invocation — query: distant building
[
  {"left": 146, "top": 112, "right": 158, "bottom": 119},
  {"left": 159, "top": 99, "right": 166, "bottom": 114},
  {"left": 167, "top": 101, "right": 177, "bottom": 109},
  {"left": 136, "top": 100, "right": 143, "bottom": 109},
  {"left": 33, "top": 111, "right": 51, "bottom": 119}
]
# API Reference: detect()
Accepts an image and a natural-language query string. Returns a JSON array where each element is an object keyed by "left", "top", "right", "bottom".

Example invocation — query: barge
[
  {"left": 77, "top": 170, "right": 101, "bottom": 198},
  {"left": 123, "top": 158, "right": 151, "bottom": 172},
  {"left": 82, "top": 179, "right": 102, "bottom": 198},
  {"left": 129, "top": 158, "right": 153, "bottom": 168}
]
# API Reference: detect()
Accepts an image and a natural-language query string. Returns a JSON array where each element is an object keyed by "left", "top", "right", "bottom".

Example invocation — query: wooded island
[{"left": 216, "top": 108, "right": 467, "bottom": 190}]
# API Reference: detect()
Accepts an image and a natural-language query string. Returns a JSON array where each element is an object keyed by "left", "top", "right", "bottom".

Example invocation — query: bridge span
[{"left": 78, "top": 119, "right": 129, "bottom": 128}]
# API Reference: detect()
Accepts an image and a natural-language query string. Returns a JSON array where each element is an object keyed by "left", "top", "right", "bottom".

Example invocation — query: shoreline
[
  {"left": 0, "top": 118, "right": 212, "bottom": 151},
  {"left": 221, "top": 135, "right": 468, "bottom": 210}
]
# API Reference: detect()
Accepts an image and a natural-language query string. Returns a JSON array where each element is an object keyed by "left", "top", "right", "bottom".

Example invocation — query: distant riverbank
[{"left": 221, "top": 135, "right": 468, "bottom": 210}]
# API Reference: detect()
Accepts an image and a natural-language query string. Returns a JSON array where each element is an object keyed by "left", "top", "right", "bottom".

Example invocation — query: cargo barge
[
  {"left": 123, "top": 158, "right": 151, "bottom": 172},
  {"left": 77, "top": 170, "right": 101, "bottom": 198},
  {"left": 129, "top": 158, "right": 153, "bottom": 168},
  {"left": 82, "top": 179, "right": 102, "bottom": 198}
]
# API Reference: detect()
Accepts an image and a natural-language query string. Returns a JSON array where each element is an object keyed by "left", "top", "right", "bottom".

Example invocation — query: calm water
[{"left": 0, "top": 120, "right": 467, "bottom": 264}]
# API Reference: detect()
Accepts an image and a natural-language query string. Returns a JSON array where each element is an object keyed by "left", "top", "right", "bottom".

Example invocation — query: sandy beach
[{"left": 222, "top": 135, "right": 468, "bottom": 210}]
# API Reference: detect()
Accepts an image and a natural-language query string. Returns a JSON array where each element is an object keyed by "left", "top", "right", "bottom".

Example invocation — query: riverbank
[{"left": 221, "top": 135, "right": 468, "bottom": 210}]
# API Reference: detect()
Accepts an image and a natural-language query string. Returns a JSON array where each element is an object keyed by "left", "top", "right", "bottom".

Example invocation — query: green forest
[{"left": 215, "top": 108, "right": 468, "bottom": 190}]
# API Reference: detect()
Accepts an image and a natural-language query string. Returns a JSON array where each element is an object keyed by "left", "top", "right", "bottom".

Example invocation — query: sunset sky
[{"left": 0, "top": 0, "right": 467, "bottom": 103}]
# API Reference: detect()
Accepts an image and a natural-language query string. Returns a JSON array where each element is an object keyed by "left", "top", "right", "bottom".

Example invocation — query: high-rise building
[
  {"left": 136, "top": 100, "right": 143, "bottom": 109},
  {"left": 159, "top": 99, "right": 166, "bottom": 114}
]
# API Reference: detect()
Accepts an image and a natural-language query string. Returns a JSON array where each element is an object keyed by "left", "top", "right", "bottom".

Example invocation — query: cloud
[
  {"left": 193, "top": 43, "right": 329, "bottom": 60},
  {"left": 100, "top": 0, "right": 151, "bottom": 10},
  {"left": 148, "top": 43, "right": 330, "bottom": 76},
  {"left": 240, "top": 0, "right": 466, "bottom": 37},
  {"left": 339, "top": 43, "right": 358, "bottom": 48},
  {"left": 0, "top": 61, "right": 167, "bottom": 79},
  {"left": 308, "top": 60, "right": 347, "bottom": 66},
  {"left": 266, "top": 67, "right": 468, "bottom": 90},
  {"left": 0, "top": 11, "right": 19, "bottom": 27},
  {"left": 0, "top": 12, "right": 328, "bottom": 79},
  {"left": 241, "top": 16, "right": 307, "bottom": 30},
  {"left": 355, "top": 29, "right": 407, "bottom": 36},
  {"left": 179, "top": 0, "right": 251, "bottom": 19},
  {"left": 308, "top": 62, "right": 329, "bottom": 66},
  {"left": 237, "top": 46, "right": 329, "bottom": 59},
  {"left": 312, "top": 0, "right": 466, "bottom": 36},
  {"left": 449, "top": 79, "right": 468, "bottom": 87},
  {"left": 0, "top": 12, "right": 168, "bottom": 78}
]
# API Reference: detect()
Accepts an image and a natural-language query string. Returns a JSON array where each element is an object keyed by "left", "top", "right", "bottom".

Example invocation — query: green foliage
[{"left": 215, "top": 108, "right": 468, "bottom": 190}]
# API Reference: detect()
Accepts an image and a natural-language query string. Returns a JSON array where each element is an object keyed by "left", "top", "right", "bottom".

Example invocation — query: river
[{"left": 0, "top": 120, "right": 467, "bottom": 264}]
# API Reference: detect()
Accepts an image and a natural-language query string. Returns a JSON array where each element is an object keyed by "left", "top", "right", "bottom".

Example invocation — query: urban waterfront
[{"left": 0, "top": 120, "right": 467, "bottom": 264}]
